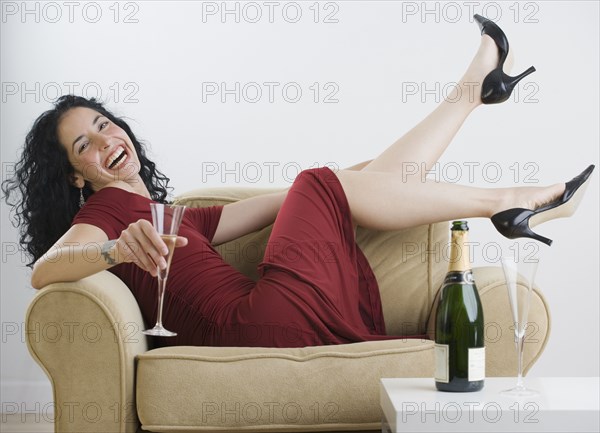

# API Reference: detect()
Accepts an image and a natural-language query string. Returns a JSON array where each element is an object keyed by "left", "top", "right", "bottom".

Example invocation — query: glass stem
[
  {"left": 516, "top": 333, "right": 525, "bottom": 388},
  {"left": 156, "top": 272, "right": 168, "bottom": 328}
]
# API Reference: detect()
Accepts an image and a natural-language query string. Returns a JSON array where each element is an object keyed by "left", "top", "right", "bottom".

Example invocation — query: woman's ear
[{"left": 70, "top": 173, "right": 85, "bottom": 189}]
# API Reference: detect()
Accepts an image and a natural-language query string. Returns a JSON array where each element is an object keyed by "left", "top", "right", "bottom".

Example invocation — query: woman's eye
[
  {"left": 100, "top": 121, "right": 109, "bottom": 130},
  {"left": 79, "top": 142, "right": 88, "bottom": 154}
]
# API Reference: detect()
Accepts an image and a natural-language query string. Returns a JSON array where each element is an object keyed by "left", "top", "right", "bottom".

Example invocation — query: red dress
[{"left": 72, "top": 167, "right": 406, "bottom": 347}]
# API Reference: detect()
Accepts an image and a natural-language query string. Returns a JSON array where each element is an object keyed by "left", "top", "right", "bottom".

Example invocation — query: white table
[{"left": 380, "top": 377, "right": 599, "bottom": 432}]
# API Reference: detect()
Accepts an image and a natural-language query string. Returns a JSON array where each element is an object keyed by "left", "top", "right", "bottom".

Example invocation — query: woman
[{"left": 2, "top": 16, "right": 593, "bottom": 347}]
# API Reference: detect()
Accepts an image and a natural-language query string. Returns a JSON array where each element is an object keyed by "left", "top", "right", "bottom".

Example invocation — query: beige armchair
[{"left": 25, "top": 187, "right": 551, "bottom": 433}]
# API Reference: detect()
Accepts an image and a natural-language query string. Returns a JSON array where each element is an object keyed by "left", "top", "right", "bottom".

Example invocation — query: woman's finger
[
  {"left": 118, "top": 219, "right": 183, "bottom": 275},
  {"left": 134, "top": 230, "right": 169, "bottom": 272},
  {"left": 119, "top": 227, "right": 161, "bottom": 275},
  {"left": 121, "top": 236, "right": 157, "bottom": 276},
  {"left": 138, "top": 220, "right": 171, "bottom": 255}
]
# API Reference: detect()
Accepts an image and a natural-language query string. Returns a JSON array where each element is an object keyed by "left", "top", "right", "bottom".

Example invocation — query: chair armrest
[
  {"left": 25, "top": 271, "right": 148, "bottom": 433},
  {"left": 427, "top": 266, "right": 551, "bottom": 376}
]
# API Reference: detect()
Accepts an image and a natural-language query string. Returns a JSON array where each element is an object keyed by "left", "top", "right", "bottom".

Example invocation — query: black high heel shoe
[
  {"left": 491, "top": 165, "right": 596, "bottom": 246},
  {"left": 474, "top": 14, "right": 536, "bottom": 104}
]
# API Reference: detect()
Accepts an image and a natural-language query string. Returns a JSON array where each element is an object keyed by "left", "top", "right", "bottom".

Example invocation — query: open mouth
[{"left": 106, "top": 147, "right": 128, "bottom": 169}]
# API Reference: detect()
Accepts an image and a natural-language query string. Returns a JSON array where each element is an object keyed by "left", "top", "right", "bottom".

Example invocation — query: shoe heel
[
  {"left": 491, "top": 208, "right": 553, "bottom": 246},
  {"left": 505, "top": 66, "right": 536, "bottom": 90},
  {"left": 520, "top": 225, "right": 553, "bottom": 247},
  {"left": 482, "top": 65, "right": 536, "bottom": 104}
]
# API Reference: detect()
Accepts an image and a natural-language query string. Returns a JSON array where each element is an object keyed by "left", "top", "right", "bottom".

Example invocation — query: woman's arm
[
  {"left": 212, "top": 190, "right": 287, "bottom": 245},
  {"left": 31, "top": 220, "right": 187, "bottom": 289},
  {"left": 31, "top": 224, "right": 114, "bottom": 289}
]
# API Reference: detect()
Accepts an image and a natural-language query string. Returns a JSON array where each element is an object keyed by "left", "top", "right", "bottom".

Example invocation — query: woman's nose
[{"left": 97, "top": 136, "right": 113, "bottom": 149}]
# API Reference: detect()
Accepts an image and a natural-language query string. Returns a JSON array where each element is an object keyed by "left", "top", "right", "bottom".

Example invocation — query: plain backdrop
[{"left": 1, "top": 0, "right": 599, "bottom": 411}]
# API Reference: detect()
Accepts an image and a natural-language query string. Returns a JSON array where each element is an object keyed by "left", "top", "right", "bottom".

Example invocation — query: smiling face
[{"left": 58, "top": 107, "right": 142, "bottom": 192}]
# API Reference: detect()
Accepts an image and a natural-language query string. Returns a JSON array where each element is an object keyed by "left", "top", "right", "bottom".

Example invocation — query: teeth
[
  {"left": 111, "top": 152, "right": 127, "bottom": 169},
  {"left": 106, "top": 147, "right": 125, "bottom": 169}
]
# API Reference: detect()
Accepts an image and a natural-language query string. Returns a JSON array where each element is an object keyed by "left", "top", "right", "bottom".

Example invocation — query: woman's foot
[
  {"left": 451, "top": 16, "right": 535, "bottom": 106},
  {"left": 490, "top": 165, "right": 595, "bottom": 245},
  {"left": 492, "top": 183, "right": 566, "bottom": 218},
  {"left": 447, "top": 17, "right": 529, "bottom": 106},
  {"left": 488, "top": 183, "right": 565, "bottom": 246},
  {"left": 459, "top": 34, "right": 514, "bottom": 106},
  {"left": 473, "top": 15, "right": 536, "bottom": 104}
]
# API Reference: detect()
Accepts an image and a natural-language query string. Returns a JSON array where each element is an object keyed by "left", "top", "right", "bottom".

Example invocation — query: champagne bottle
[{"left": 435, "top": 221, "right": 485, "bottom": 392}]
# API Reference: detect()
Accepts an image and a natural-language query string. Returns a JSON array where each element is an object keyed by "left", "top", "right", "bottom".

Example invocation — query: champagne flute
[
  {"left": 142, "top": 203, "right": 186, "bottom": 337},
  {"left": 500, "top": 254, "right": 539, "bottom": 398}
]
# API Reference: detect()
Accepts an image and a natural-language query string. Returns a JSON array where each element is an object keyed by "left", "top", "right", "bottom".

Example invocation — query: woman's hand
[{"left": 114, "top": 219, "right": 188, "bottom": 276}]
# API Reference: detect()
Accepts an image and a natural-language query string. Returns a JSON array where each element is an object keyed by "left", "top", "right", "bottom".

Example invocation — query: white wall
[{"left": 2, "top": 0, "right": 598, "bottom": 415}]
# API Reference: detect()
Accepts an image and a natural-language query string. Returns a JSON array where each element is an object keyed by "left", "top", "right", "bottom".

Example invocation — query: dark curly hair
[{"left": 1, "top": 95, "right": 172, "bottom": 268}]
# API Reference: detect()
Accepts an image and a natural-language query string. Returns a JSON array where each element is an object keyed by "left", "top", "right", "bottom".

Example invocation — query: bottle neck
[
  {"left": 444, "top": 270, "right": 474, "bottom": 285},
  {"left": 448, "top": 229, "right": 471, "bottom": 273}
]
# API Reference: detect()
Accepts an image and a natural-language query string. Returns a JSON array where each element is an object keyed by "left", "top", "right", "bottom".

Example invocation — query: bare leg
[
  {"left": 362, "top": 34, "right": 511, "bottom": 176},
  {"left": 334, "top": 169, "right": 564, "bottom": 231},
  {"left": 338, "top": 30, "right": 535, "bottom": 232}
]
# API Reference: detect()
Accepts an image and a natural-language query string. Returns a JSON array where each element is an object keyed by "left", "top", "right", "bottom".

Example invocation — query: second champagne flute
[{"left": 500, "top": 254, "right": 539, "bottom": 398}]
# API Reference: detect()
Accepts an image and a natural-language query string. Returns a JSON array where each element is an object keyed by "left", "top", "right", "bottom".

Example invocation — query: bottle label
[
  {"left": 434, "top": 344, "right": 449, "bottom": 383},
  {"left": 468, "top": 347, "right": 485, "bottom": 381}
]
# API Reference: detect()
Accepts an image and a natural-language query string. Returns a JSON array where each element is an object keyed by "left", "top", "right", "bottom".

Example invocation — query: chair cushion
[{"left": 136, "top": 339, "right": 433, "bottom": 432}]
